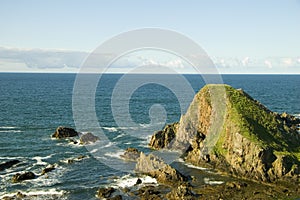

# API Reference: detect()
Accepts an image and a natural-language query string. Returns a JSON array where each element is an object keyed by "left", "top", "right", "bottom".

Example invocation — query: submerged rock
[
  {"left": 79, "top": 132, "right": 99, "bottom": 145},
  {"left": 41, "top": 165, "right": 56, "bottom": 175},
  {"left": 120, "top": 147, "right": 141, "bottom": 161},
  {"left": 135, "top": 152, "right": 186, "bottom": 186},
  {"left": 97, "top": 187, "right": 115, "bottom": 198},
  {"left": 12, "top": 171, "right": 36, "bottom": 183},
  {"left": 52, "top": 126, "right": 78, "bottom": 138},
  {"left": 0, "top": 160, "right": 20, "bottom": 171},
  {"left": 149, "top": 84, "right": 300, "bottom": 183}
]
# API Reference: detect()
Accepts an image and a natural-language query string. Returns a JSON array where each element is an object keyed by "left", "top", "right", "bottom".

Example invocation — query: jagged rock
[
  {"left": 107, "top": 195, "right": 122, "bottom": 200},
  {"left": 41, "top": 165, "right": 55, "bottom": 175},
  {"left": 120, "top": 147, "right": 141, "bottom": 161},
  {"left": 12, "top": 171, "right": 36, "bottom": 182},
  {"left": 52, "top": 126, "right": 78, "bottom": 138},
  {"left": 149, "top": 123, "right": 178, "bottom": 150},
  {"left": 135, "top": 152, "right": 186, "bottom": 186},
  {"left": 149, "top": 84, "right": 300, "bottom": 183},
  {"left": 166, "top": 183, "right": 196, "bottom": 200},
  {"left": 0, "top": 160, "right": 20, "bottom": 171},
  {"left": 79, "top": 132, "right": 99, "bottom": 144},
  {"left": 97, "top": 187, "right": 115, "bottom": 198}
]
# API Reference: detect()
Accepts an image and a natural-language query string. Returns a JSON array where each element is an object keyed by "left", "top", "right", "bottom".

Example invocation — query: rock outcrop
[
  {"left": 135, "top": 152, "right": 186, "bottom": 186},
  {"left": 79, "top": 132, "right": 99, "bottom": 144},
  {"left": 149, "top": 123, "right": 178, "bottom": 150},
  {"left": 120, "top": 147, "right": 141, "bottom": 161},
  {"left": 0, "top": 160, "right": 20, "bottom": 171},
  {"left": 149, "top": 84, "right": 300, "bottom": 182},
  {"left": 52, "top": 126, "right": 78, "bottom": 138},
  {"left": 97, "top": 187, "right": 115, "bottom": 198},
  {"left": 12, "top": 172, "right": 36, "bottom": 183}
]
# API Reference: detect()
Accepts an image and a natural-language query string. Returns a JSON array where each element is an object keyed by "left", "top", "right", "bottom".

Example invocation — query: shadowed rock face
[
  {"left": 0, "top": 160, "right": 20, "bottom": 171},
  {"left": 120, "top": 147, "right": 141, "bottom": 161},
  {"left": 52, "top": 126, "right": 78, "bottom": 138},
  {"left": 149, "top": 84, "right": 300, "bottom": 182}
]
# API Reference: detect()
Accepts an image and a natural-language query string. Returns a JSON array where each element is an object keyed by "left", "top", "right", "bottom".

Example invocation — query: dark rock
[
  {"left": 0, "top": 160, "right": 20, "bottom": 171},
  {"left": 16, "top": 191, "right": 26, "bottom": 198},
  {"left": 79, "top": 132, "right": 99, "bottom": 145},
  {"left": 41, "top": 165, "right": 55, "bottom": 175},
  {"left": 135, "top": 178, "right": 142, "bottom": 185},
  {"left": 52, "top": 126, "right": 78, "bottom": 138},
  {"left": 12, "top": 171, "right": 36, "bottom": 183},
  {"left": 149, "top": 123, "right": 178, "bottom": 150},
  {"left": 97, "top": 187, "right": 115, "bottom": 198},
  {"left": 135, "top": 152, "right": 186, "bottom": 186},
  {"left": 120, "top": 147, "right": 141, "bottom": 161}
]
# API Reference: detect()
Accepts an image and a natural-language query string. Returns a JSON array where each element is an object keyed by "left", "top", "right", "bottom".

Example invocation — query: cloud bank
[{"left": 0, "top": 47, "right": 299, "bottom": 74}]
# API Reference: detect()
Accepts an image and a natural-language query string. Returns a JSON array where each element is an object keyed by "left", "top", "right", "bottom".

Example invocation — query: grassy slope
[{"left": 213, "top": 85, "right": 300, "bottom": 160}]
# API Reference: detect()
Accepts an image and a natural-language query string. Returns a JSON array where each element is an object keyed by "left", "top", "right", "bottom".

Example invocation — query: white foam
[
  {"left": 203, "top": 177, "right": 224, "bottom": 185},
  {"left": 113, "top": 174, "right": 157, "bottom": 188},
  {"left": 104, "top": 150, "right": 124, "bottom": 159},
  {"left": 185, "top": 163, "right": 208, "bottom": 171},
  {"left": 90, "top": 148, "right": 98, "bottom": 153},
  {"left": 0, "top": 188, "right": 66, "bottom": 199},
  {"left": 32, "top": 156, "right": 48, "bottom": 165},
  {"left": 0, "top": 126, "right": 18, "bottom": 129},
  {"left": 102, "top": 127, "right": 118, "bottom": 132}
]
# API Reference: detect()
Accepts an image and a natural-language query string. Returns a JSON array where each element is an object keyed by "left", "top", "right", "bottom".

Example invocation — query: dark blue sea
[{"left": 0, "top": 73, "right": 299, "bottom": 199}]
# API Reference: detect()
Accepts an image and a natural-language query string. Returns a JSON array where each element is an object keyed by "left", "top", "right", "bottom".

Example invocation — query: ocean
[{"left": 0, "top": 73, "right": 299, "bottom": 199}]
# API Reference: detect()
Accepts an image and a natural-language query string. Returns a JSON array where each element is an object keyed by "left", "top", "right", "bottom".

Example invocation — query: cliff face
[{"left": 149, "top": 84, "right": 300, "bottom": 182}]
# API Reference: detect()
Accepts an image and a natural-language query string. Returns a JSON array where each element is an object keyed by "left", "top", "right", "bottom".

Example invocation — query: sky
[{"left": 0, "top": 0, "right": 300, "bottom": 73}]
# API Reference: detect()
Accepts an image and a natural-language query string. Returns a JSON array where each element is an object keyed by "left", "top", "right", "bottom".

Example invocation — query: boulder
[
  {"left": 135, "top": 185, "right": 162, "bottom": 200},
  {"left": 79, "top": 132, "right": 99, "bottom": 145},
  {"left": 12, "top": 171, "right": 36, "bottom": 183},
  {"left": 135, "top": 152, "right": 186, "bottom": 186},
  {"left": 41, "top": 165, "right": 56, "bottom": 175},
  {"left": 97, "top": 187, "right": 115, "bottom": 198},
  {"left": 0, "top": 160, "right": 20, "bottom": 171},
  {"left": 52, "top": 126, "right": 78, "bottom": 138},
  {"left": 120, "top": 147, "right": 141, "bottom": 161}
]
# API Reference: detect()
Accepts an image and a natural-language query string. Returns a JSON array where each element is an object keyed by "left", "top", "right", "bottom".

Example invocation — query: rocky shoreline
[{"left": 1, "top": 84, "right": 300, "bottom": 199}]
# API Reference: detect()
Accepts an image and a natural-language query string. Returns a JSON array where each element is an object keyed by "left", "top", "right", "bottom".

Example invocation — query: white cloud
[{"left": 264, "top": 60, "right": 273, "bottom": 69}]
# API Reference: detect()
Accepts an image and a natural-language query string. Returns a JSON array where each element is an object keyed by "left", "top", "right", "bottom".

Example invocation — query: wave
[
  {"left": 0, "top": 130, "right": 22, "bottom": 133},
  {"left": 0, "top": 126, "right": 18, "bottom": 129},
  {"left": 0, "top": 188, "right": 66, "bottom": 200},
  {"left": 113, "top": 133, "right": 126, "bottom": 140},
  {"left": 104, "top": 150, "right": 124, "bottom": 159},
  {"left": 102, "top": 127, "right": 118, "bottom": 132},
  {"left": 32, "top": 156, "right": 49, "bottom": 166}
]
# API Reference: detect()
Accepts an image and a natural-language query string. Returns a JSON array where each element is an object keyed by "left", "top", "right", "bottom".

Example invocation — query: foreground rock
[
  {"left": 166, "top": 183, "right": 196, "bottom": 200},
  {"left": 149, "top": 84, "right": 300, "bottom": 183},
  {"left": 79, "top": 132, "right": 99, "bottom": 145},
  {"left": 52, "top": 126, "right": 78, "bottom": 138},
  {"left": 0, "top": 160, "right": 20, "bottom": 171},
  {"left": 12, "top": 172, "right": 36, "bottom": 183},
  {"left": 120, "top": 147, "right": 141, "bottom": 161},
  {"left": 135, "top": 152, "right": 186, "bottom": 186}
]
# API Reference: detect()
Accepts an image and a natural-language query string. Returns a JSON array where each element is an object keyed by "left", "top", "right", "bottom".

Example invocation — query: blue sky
[{"left": 0, "top": 0, "right": 300, "bottom": 73}]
